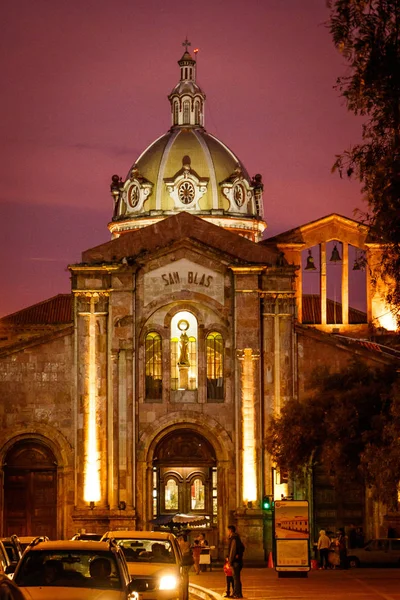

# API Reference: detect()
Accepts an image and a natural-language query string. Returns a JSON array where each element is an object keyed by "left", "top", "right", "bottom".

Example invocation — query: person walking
[
  {"left": 317, "top": 529, "right": 331, "bottom": 569},
  {"left": 192, "top": 539, "right": 202, "bottom": 575},
  {"left": 227, "top": 525, "right": 244, "bottom": 599}
]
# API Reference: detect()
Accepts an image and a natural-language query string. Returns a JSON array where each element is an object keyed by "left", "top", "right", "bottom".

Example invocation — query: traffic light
[{"left": 262, "top": 495, "right": 273, "bottom": 511}]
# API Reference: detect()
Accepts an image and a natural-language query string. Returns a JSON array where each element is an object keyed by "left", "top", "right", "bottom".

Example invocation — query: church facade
[{"left": 0, "top": 44, "right": 399, "bottom": 561}]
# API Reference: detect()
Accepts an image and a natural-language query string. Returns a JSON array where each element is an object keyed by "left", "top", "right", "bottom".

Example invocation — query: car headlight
[{"left": 159, "top": 574, "right": 178, "bottom": 590}]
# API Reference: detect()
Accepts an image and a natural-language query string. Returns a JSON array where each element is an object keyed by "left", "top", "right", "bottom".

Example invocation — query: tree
[
  {"left": 327, "top": 0, "right": 400, "bottom": 323},
  {"left": 264, "top": 360, "right": 399, "bottom": 506}
]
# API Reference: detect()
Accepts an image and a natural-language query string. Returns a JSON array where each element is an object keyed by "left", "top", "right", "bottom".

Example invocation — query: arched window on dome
[
  {"left": 174, "top": 101, "right": 179, "bottom": 125},
  {"left": 183, "top": 101, "right": 190, "bottom": 125},
  {"left": 206, "top": 332, "right": 224, "bottom": 401},
  {"left": 171, "top": 311, "right": 197, "bottom": 391},
  {"left": 145, "top": 332, "right": 162, "bottom": 400},
  {"left": 194, "top": 101, "right": 200, "bottom": 125}
]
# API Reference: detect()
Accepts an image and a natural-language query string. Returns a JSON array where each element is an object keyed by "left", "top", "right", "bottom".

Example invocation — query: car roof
[
  {"left": 104, "top": 531, "right": 175, "bottom": 540},
  {"left": 25, "top": 540, "right": 110, "bottom": 552}
]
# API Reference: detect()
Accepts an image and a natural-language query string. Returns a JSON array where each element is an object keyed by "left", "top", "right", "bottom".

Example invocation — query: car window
[
  {"left": 114, "top": 539, "right": 176, "bottom": 564},
  {"left": 390, "top": 540, "right": 400, "bottom": 551},
  {"left": 369, "top": 540, "right": 388, "bottom": 551},
  {"left": 14, "top": 550, "right": 122, "bottom": 589}
]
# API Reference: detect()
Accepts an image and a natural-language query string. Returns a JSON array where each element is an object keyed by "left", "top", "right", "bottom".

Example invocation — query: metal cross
[{"left": 182, "top": 37, "right": 191, "bottom": 51}]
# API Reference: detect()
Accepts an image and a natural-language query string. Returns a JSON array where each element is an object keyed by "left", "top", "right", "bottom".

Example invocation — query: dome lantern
[{"left": 168, "top": 38, "right": 205, "bottom": 128}]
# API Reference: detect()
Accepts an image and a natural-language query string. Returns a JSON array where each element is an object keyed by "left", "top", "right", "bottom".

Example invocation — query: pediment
[{"left": 82, "top": 212, "right": 278, "bottom": 266}]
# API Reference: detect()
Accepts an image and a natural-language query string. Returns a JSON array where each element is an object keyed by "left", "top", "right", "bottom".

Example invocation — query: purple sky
[{"left": 1, "top": 0, "right": 365, "bottom": 318}]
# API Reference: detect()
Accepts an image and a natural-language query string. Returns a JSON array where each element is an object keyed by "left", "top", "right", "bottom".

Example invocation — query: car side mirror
[{"left": 128, "top": 579, "right": 148, "bottom": 593}]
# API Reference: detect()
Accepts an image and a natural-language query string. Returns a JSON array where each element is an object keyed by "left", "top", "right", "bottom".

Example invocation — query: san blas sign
[{"left": 143, "top": 259, "right": 224, "bottom": 306}]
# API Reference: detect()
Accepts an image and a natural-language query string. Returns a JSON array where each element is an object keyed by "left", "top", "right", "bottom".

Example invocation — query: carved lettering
[{"left": 161, "top": 271, "right": 214, "bottom": 288}]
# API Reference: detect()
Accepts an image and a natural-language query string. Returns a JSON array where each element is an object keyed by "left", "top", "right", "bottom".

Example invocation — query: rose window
[
  {"left": 128, "top": 184, "right": 140, "bottom": 208},
  {"left": 234, "top": 184, "right": 245, "bottom": 207},
  {"left": 178, "top": 181, "right": 195, "bottom": 205}
]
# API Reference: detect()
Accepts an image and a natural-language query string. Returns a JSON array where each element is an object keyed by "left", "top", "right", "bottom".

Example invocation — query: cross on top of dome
[{"left": 182, "top": 37, "right": 191, "bottom": 51}]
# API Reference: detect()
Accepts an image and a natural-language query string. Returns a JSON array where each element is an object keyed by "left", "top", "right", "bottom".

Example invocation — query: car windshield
[
  {"left": 14, "top": 550, "right": 122, "bottom": 589},
  {"left": 115, "top": 539, "right": 175, "bottom": 564}
]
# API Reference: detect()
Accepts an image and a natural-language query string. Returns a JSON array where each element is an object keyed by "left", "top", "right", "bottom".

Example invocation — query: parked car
[
  {"left": 0, "top": 541, "right": 12, "bottom": 576},
  {"left": 101, "top": 530, "right": 190, "bottom": 600},
  {"left": 1, "top": 535, "right": 22, "bottom": 566},
  {"left": 347, "top": 538, "right": 400, "bottom": 567},
  {"left": 11, "top": 537, "right": 139, "bottom": 599},
  {"left": 71, "top": 532, "right": 103, "bottom": 541},
  {"left": 17, "top": 536, "right": 50, "bottom": 553}
]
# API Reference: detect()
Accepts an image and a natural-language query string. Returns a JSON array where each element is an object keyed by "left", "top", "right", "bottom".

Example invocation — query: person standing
[
  {"left": 223, "top": 558, "right": 234, "bottom": 597},
  {"left": 317, "top": 530, "right": 331, "bottom": 569},
  {"left": 336, "top": 528, "right": 348, "bottom": 569},
  {"left": 227, "top": 525, "right": 244, "bottom": 599}
]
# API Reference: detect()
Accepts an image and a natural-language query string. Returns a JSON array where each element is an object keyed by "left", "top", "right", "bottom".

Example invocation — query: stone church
[{"left": 1, "top": 44, "right": 399, "bottom": 562}]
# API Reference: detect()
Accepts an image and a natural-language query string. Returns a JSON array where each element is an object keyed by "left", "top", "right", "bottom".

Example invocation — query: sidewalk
[{"left": 189, "top": 566, "right": 400, "bottom": 599}]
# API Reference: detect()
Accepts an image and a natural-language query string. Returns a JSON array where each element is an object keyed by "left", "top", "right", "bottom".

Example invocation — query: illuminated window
[
  {"left": 191, "top": 477, "right": 205, "bottom": 510},
  {"left": 145, "top": 332, "right": 162, "bottom": 400},
  {"left": 153, "top": 467, "right": 158, "bottom": 518},
  {"left": 171, "top": 312, "right": 197, "bottom": 390},
  {"left": 206, "top": 332, "right": 224, "bottom": 400},
  {"left": 183, "top": 101, "right": 190, "bottom": 124},
  {"left": 165, "top": 478, "right": 179, "bottom": 511},
  {"left": 212, "top": 467, "right": 218, "bottom": 523}
]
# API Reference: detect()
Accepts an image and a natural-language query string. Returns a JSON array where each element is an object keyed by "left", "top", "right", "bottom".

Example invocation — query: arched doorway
[
  {"left": 3, "top": 440, "right": 57, "bottom": 538},
  {"left": 152, "top": 430, "right": 217, "bottom": 533}
]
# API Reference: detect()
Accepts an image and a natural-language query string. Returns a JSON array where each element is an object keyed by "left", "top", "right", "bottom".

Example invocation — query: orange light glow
[{"left": 84, "top": 299, "right": 101, "bottom": 504}]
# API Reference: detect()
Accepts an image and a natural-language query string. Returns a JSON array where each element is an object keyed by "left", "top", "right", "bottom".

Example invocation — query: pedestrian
[
  {"left": 178, "top": 533, "right": 193, "bottom": 574},
  {"left": 223, "top": 557, "right": 234, "bottom": 597},
  {"left": 336, "top": 528, "right": 348, "bottom": 569},
  {"left": 227, "top": 525, "right": 244, "bottom": 599},
  {"left": 196, "top": 533, "right": 209, "bottom": 572},
  {"left": 192, "top": 539, "right": 202, "bottom": 575},
  {"left": 317, "top": 529, "right": 331, "bottom": 569}
]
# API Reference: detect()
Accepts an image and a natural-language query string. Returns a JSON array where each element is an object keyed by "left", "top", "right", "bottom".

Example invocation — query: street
[{"left": 190, "top": 567, "right": 400, "bottom": 599}]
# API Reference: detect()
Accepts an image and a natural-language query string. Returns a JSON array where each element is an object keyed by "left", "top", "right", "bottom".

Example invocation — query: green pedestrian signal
[{"left": 262, "top": 495, "right": 273, "bottom": 510}]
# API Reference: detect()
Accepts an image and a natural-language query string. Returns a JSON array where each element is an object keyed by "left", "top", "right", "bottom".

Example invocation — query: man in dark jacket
[{"left": 227, "top": 525, "right": 243, "bottom": 598}]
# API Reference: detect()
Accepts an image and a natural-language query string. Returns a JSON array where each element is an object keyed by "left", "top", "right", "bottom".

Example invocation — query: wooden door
[{"left": 3, "top": 442, "right": 57, "bottom": 539}]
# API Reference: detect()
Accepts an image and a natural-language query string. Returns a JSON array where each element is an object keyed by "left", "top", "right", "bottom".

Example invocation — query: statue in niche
[{"left": 177, "top": 320, "right": 190, "bottom": 366}]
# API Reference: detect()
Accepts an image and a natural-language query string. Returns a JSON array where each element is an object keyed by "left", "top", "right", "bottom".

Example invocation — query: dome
[{"left": 109, "top": 44, "right": 266, "bottom": 242}]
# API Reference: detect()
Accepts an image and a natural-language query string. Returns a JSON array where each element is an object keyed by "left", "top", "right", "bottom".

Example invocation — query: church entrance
[
  {"left": 3, "top": 441, "right": 57, "bottom": 539},
  {"left": 152, "top": 429, "right": 217, "bottom": 543}
]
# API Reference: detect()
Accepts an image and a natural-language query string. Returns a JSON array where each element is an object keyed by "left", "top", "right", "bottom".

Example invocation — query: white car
[
  {"left": 347, "top": 538, "right": 400, "bottom": 567},
  {"left": 11, "top": 538, "right": 138, "bottom": 599},
  {"left": 101, "top": 531, "right": 190, "bottom": 600}
]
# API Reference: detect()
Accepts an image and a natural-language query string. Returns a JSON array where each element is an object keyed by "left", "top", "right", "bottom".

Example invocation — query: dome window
[{"left": 178, "top": 181, "right": 196, "bottom": 205}]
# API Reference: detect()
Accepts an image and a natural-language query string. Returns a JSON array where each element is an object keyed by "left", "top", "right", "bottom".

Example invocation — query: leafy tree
[
  {"left": 265, "top": 360, "right": 399, "bottom": 506},
  {"left": 327, "top": 0, "right": 400, "bottom": 323}
]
